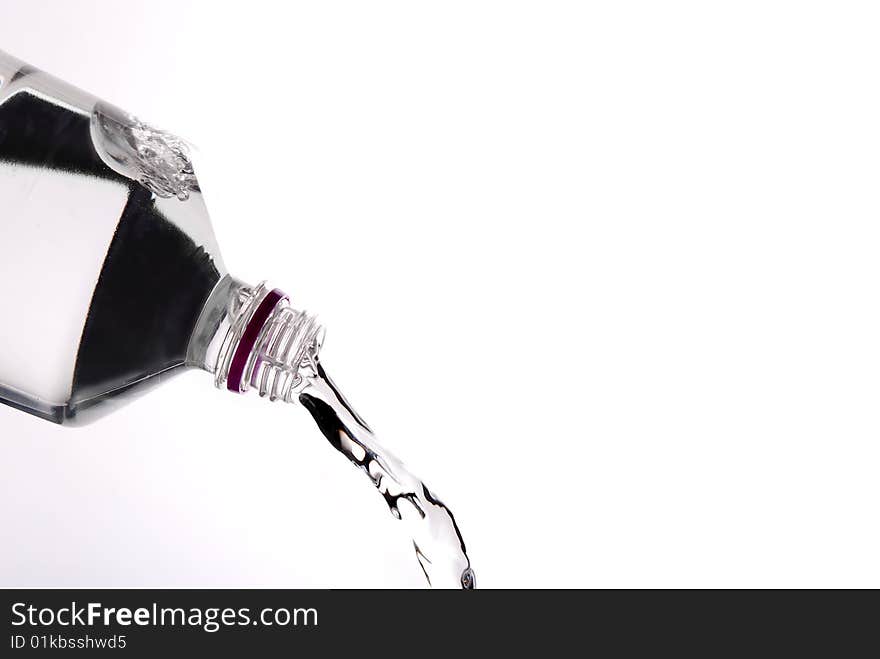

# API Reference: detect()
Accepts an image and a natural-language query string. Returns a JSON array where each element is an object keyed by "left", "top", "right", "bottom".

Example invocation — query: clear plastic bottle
[{"left": 0, "top": 50, "right": 475, "bottom": 588}]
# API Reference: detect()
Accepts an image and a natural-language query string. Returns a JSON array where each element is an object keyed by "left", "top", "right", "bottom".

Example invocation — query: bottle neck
[{"left": 188, "top": 276, "right": 323, "bottom": 400}]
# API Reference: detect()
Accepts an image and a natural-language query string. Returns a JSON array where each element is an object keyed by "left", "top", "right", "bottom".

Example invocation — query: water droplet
[{"left": 461, "top": 567, "right": 476, "bottom": 589}]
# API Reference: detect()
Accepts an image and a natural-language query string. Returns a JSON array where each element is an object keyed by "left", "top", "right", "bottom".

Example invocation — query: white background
[{"left": 1, "top": 1, "right": 879, "bottom": 588}]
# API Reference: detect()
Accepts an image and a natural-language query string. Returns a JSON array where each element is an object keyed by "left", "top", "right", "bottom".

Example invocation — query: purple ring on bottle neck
[{"left": 227, "top": 288, "right": 287, "bottom": 393}]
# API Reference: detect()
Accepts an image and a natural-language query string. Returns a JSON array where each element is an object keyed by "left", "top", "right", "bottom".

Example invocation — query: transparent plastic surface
[{"left": 0, "top": 49, "right": 225, "bottom": 424}]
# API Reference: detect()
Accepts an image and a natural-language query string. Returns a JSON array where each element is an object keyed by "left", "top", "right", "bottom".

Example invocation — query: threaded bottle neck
[{"left": 214, "top": 282, "right": 323, "bottom": 400}]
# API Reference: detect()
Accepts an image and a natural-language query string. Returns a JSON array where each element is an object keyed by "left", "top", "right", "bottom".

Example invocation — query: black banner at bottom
[{"left": 0, "top": 589, "right": 873, "bottom": 654}]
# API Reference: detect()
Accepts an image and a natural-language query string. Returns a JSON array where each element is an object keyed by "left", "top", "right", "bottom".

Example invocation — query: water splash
[
  {"left": 297, "top": 360, "right": 475, "bottom": 589},
  {"left": 91, "top": 102, "right": 199, "bottom": 200}
]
